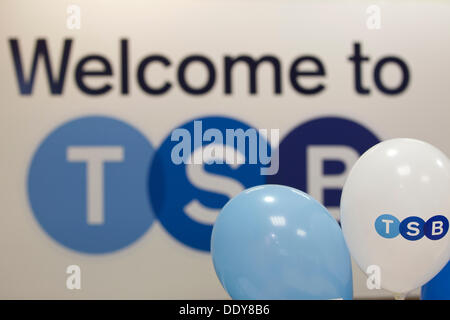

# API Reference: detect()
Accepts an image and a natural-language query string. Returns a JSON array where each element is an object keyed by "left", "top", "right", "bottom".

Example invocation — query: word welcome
[{"left": 9, "top": 39, "right": 409, "bottom": 96}]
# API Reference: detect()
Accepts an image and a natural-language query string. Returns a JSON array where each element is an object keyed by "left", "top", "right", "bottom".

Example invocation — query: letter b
[{"left": 424, "top": 215, "right": 449, "bottom": 240}]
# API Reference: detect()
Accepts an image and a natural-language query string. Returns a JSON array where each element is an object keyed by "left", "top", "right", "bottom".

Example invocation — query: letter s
[
  {"left": 183, "top": 145, "right": 245, "bottom": 225},
  {"left": 406, "top": 222, "right": 420, "bottom": 236}
]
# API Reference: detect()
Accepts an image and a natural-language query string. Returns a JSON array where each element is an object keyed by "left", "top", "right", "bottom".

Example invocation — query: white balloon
[{"left": 340, "top": 138, "right": 450, "bottom": 295}]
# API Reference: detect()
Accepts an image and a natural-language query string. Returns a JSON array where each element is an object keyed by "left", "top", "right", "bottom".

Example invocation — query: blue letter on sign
[{"left": 28, "top": 116, "right": 155, "bottom": 254}]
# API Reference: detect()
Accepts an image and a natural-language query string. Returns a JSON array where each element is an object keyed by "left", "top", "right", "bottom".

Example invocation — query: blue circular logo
[
  {"left": 424, "top": 215, "right": 449, "bottom": 240},
  {"left": 399, "top": 216, "right": 426, "bottom": 241},
  {"left": 267, "top": 117, "right": 380, "bottom": 210},
  {"left": 149, "top": 116, "right": 269, "bottom": 252},
  {"left": 375, "top": 214, "right": 400, "bottom": 238},
  {"left": 28, "top": 116, "right": 155, "bottom": 254}
]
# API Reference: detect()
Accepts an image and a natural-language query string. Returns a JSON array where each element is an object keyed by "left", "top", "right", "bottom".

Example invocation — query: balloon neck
[{"left": 394, "top": 293, "right": 407, "bottom": 300}]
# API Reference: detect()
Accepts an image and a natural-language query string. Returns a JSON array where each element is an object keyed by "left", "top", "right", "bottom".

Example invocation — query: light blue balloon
[
  {"left": 211, "top": 184, "right": 353, "bottom": 300},
  {"left": 422, "top": 261, "right": 450, "bottom": 300}
]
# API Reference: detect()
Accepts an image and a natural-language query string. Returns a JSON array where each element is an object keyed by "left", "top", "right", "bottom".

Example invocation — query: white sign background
[{"left": 0, "top": 0, "right": 449, "bottom": 299}]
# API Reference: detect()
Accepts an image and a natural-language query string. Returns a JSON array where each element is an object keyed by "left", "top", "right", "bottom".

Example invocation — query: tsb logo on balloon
[{"left": 375, "top": 214, "right": 449, "bottom": 241}]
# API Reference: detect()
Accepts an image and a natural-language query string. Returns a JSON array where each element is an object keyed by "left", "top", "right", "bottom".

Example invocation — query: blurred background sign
[{"left": 0, "top": 0, "right": 449, "bottom": 299}]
